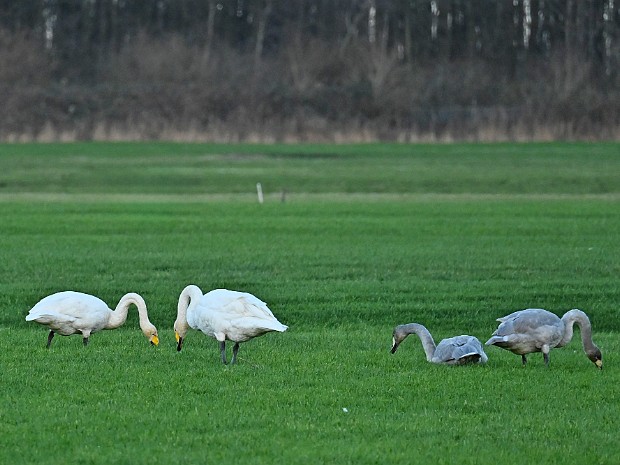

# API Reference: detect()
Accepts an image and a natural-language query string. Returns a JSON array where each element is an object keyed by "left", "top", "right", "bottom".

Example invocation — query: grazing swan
[
  {"left": 25, "top": 291, "right": 159, "bottom": 347},
  {"left": 485, "top": 308, "right": 602, "bottom": 369},
  {"left": 174, "top": 284, "right": 288, "bottom": 364},
  {"left": 390, "top": 323, "right": 488, "bottom": 365}
]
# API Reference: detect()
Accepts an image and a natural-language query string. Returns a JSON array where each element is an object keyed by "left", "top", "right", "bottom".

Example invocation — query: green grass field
[{"left": 1, "top": 142, "right": 619, "bottom": 464}]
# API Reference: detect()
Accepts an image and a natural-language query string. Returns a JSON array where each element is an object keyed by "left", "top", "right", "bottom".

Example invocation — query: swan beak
[
  {"left": 390, "top": 338, "right": 399, "bottom": 354},
  {"left": 595, "top": 359, "right": 603, "bottom": 369},
  {"left": 175, "top": 331, "right": 183, "bottom": 352},
  {"left": 150, "top": 335, "right": 159, "bottom": 346}
]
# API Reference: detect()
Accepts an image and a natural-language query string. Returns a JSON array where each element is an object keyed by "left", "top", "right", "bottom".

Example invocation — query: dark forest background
[{"left": 1, "top": 0, "right": 619, "bottom": 142}]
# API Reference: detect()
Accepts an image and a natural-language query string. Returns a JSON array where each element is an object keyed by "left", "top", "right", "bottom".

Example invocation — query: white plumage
[
  {"left": 174, "top": 284, "right": 287, "bottom": 364},
  {"left": 25, "top": 291, "right": 159, "bottom": 347},
  {"left": 391, "top": 323, "right": 488, "bottom": 365}
]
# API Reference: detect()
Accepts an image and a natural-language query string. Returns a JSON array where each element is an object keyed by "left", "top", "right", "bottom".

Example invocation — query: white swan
[
  {"left": 485, "top": 308, "right": 602, "bottom": 368},
  {"left": 174, "top": 284, "right": 287, "bottom": 364},
  {"left": 391, "top": 323, "right": 488, "bottom": 365},
  {"left": 25, "top": 291, "right": 159, "bottom": 347}
]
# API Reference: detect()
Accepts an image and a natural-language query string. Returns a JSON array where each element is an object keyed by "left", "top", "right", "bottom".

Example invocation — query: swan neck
[
  {"left": 400, "top": 323, "right": 437, "bottom": 361},
  {"left": 559, "top": 309, "right": 595, "bottom": 350},
  {"left": 107, "top": 293, "right": 149, "bottom": 329},
  {"left": 176, "top": 285, "right": 202, "bottom": 329}
]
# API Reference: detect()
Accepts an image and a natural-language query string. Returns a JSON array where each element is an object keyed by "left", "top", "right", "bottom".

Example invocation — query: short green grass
[
  {"left": 0, "top": 141, "right": 618, "bottom": 195},
  {"left": 0, "top": 142, "right": 619, "bottom": 464}
]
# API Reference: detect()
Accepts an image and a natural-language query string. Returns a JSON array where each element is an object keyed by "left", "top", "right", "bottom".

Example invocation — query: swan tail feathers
[
  {"left": 456, "top": 353, "right": 482, "bottom": 364},
  {"left": 485, "top": 336, "right": 506, "bottom": 346},
  {"left": 258, "top": 321, "right": 288, "bottom": 334},
  {"left": 264, "top": 321, "right": 288, "bottom": 333},
  {"left": 26, "top": 310, "right": 76, "bottom": 325}
]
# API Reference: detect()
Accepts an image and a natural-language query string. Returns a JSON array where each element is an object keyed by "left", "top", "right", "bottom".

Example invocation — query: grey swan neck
[
  {"left": 400, "top": 323, "right": 437, "bottom": 362},
  {"left": 558, "top": 309, "right": 596, "bottom": 352}
]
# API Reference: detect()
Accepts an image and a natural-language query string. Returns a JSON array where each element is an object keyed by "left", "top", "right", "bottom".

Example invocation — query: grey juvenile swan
[
  {"left": 391, "top": 323, "right": 488, "bottom": 365},
  {"left": 485, "top": 308, "right": 602, "bottom": 369}
]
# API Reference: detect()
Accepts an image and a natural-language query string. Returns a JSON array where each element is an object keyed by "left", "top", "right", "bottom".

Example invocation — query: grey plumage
[
  {"left": 391, "top": 323, "right": 488, "bottom": 365},
  {"left": 486, "top": 308, "right": 602, "bottom": 369}
]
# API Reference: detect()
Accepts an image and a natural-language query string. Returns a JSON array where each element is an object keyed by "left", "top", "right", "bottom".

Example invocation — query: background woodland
[{"left": 1, "top": 0, "right": 618, "bottom": 142}]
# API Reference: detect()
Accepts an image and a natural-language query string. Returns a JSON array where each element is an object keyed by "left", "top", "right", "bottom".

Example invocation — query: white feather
[
  {"left": 25, "top": 291, "right": 159, "bottom": 346},
  {"left": 174, "top": 284, "right": 287, "bottom": 363}
]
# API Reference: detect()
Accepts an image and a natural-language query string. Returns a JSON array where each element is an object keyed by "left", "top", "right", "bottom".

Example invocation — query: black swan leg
[
  {"left": 219, "top": 340, "right": 227, "bottom": 364},
  {"left": 46, "top": 331, "right": 55, "bottom": 348},
  {"left": 231, "top": 342, "right": 240, "bottom": 364}
]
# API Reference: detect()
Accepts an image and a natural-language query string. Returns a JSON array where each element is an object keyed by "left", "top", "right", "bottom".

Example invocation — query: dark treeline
[{"left": 1, "top": 0, "right": 618, "bottom": 142}]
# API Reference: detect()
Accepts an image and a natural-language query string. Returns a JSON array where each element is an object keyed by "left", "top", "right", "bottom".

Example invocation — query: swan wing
[
  {"left": 486, "top": 309, "right": 563, "bottom": 353},
  {"left": 26, "top": 308, "right": 77, "bottom": 325},
  {"left": 433, "top": 335, "right": 487, "bottom": 364},
  {"left": 492, "top": 309, "right": 561, "bottom": 337},
  {"left": 224, "top": 316, "right": 287, "bottom": 339},
  {"left": 25, "top": 291, "right": 110, "bottom": 335},
  {"left": 204, "top": 289, "right": 275, "bottom": 316},
  {"left": 193, "top": 289, "right": 287, "bottom": 341},
  {"left": 199, "top": 289, "right": 276, "bottom": 320},
  {"left": 496, "top": 310, "right": 525, "bottom": 323}
]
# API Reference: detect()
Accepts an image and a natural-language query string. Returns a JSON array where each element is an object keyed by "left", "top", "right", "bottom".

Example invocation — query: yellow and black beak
[
  {"left": 175, "top": 331, "right": 183, "bottom": 352},
  {"left": 150, "top": 335, "right": 159, "bottom": 346}
]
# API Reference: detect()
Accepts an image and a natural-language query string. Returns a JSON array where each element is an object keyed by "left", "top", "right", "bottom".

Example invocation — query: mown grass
[
  {"left": 0, "top": 142, "right": 619, "bottom": 464},
  {"left": 0, "top": 141, "right": 618, "bottom": 195}
]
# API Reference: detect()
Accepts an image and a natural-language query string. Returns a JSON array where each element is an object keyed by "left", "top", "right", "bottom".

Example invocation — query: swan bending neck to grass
[
  {"left": 486, "top": 308, "right": 602, "bottom": 368},
  {"left": 174, "top": 284, "right": 287, "bottom": 364},
  {"left": 25, "top": 291, "right": 159, "bottom": 347},
  {"left": 391, "top": 323, "right": 488, "bottom": 365}
]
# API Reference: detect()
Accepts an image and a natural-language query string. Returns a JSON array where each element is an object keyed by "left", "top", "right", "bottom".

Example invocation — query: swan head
[
  {"left": 141, "top": 323, "right": 159, "bottom": 346},
  {"left": 391, "top": 326, "right": 408, "bottom": 354},
  {"left": 174, "top": 318, "right": 190, "bottom": 352},
  {"left": 588, "top": 347, "right": 603, "bottom": 369},
  {"left": 174, "top": 284, "right": 198, "bottom": 352}
]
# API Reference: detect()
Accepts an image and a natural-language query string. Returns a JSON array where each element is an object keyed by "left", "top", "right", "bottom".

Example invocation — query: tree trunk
[
  {"left": 202, "top": 0, "right": 217, "bottom": 66},
  {"left": 254, "top": 0, "right": 273, "bottom": 69}
]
